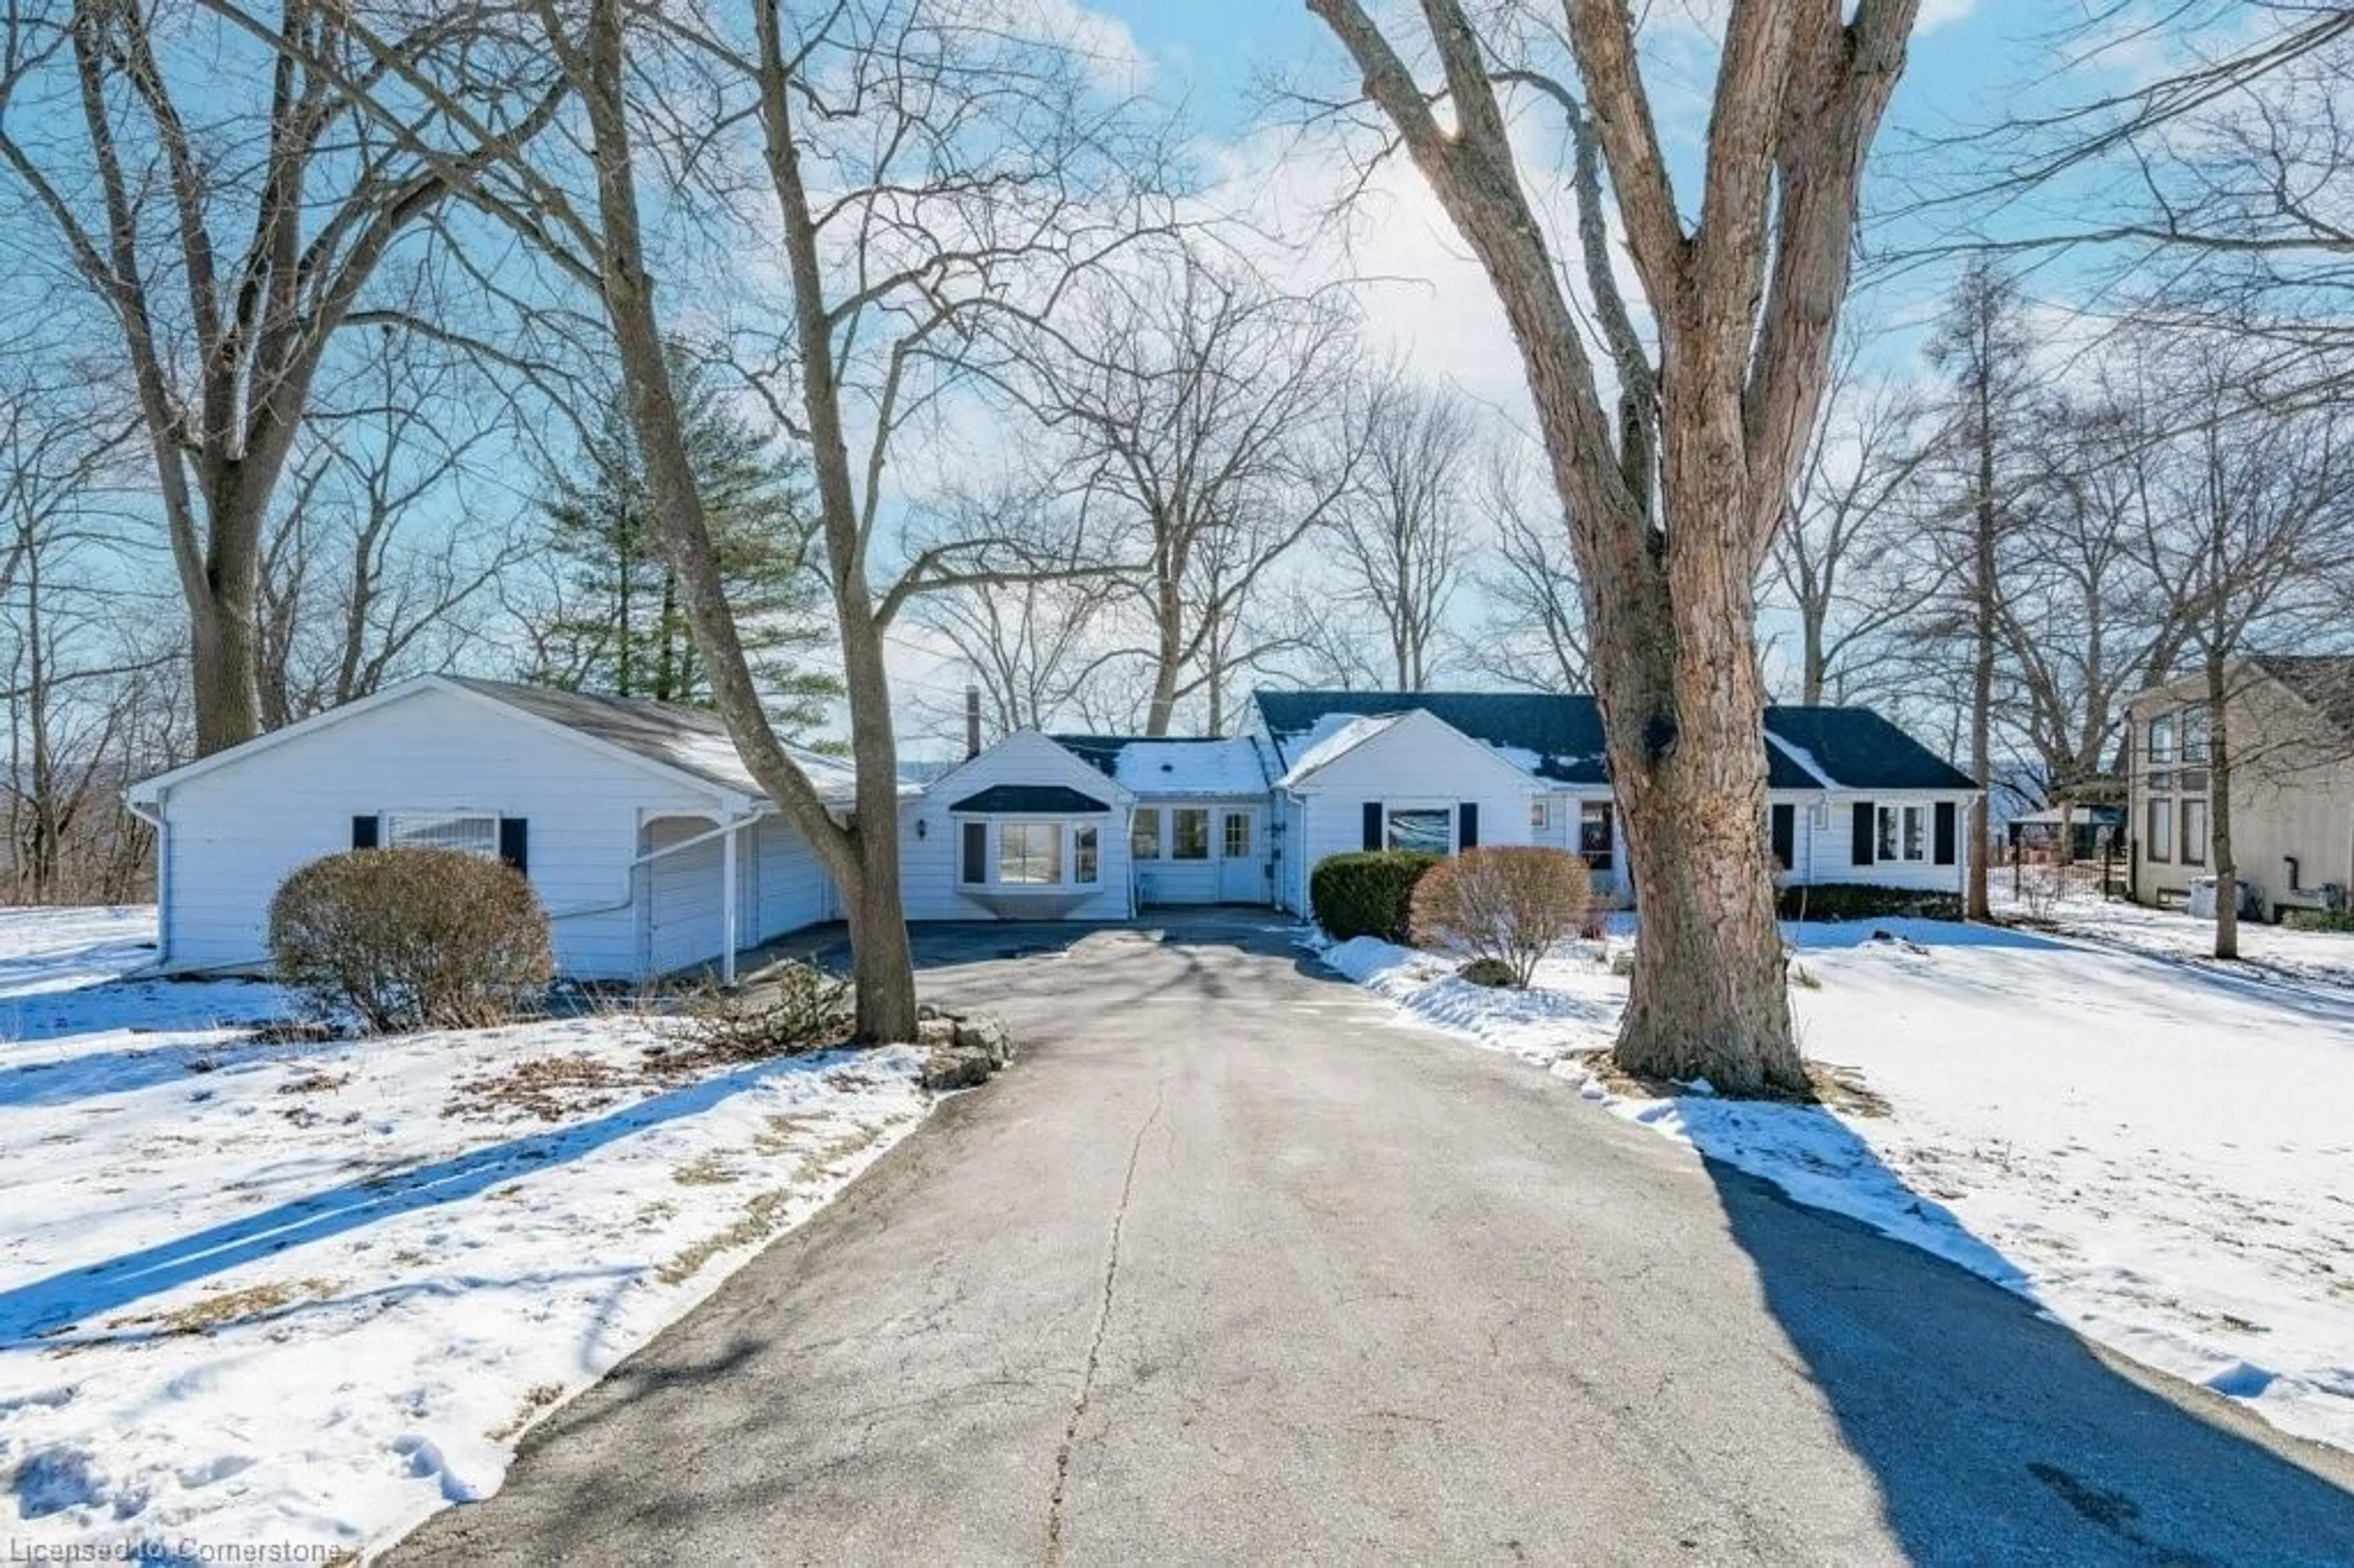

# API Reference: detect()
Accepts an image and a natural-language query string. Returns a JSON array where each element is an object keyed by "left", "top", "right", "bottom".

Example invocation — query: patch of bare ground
[
  {"left": 655, "top": 1125, "right": 886, "bottom": 1286},
  {"left": 1569, "top": 1049, "right": 1889, "bottom": 1116},
  {"left": 108, "top": 1277, "right": 341, "bottom": 1337},
  {"left": 443, "top": 1054, "right": 649, "bottom": 1122},
  {"left": 486, "top": 1382, "right": 565, "bottom": 1441}
]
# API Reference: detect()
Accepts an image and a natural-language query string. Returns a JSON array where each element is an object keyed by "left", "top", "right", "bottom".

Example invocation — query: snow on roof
[
  {"left": 1764, "top": 733, "right": 1835, "bottom": 790},
  {"left": 1278, "top": 712, "right": 1408, "bottom": 787},
  {"left": 1107, "top": 737, "right": 1269, "bottom": 797}
]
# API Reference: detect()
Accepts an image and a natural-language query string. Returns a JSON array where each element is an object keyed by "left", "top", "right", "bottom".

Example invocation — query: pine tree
[{"left": 531, "top": 348, "right": 840, "bottom": 734}]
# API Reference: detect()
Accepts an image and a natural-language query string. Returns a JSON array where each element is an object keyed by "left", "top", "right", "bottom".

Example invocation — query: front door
[{"left": 1217, "top": 809, "right": 1262, "bottom": 903}]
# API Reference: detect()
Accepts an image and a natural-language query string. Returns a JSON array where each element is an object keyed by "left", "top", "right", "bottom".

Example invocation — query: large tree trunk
[
  {"left": 1606, "top": 574, "right": 1796, "bottom": 1092},
  {"left": 2207, "top": 655, "right": 2239, "bottom": 960},
  {"left": 188, "top": 576, "right": 263, "bottom": 756}
]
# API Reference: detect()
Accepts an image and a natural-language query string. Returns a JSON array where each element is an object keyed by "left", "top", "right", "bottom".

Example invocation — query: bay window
[{"left": 996, "top": 822, "right": 1064, "bottom": 885}]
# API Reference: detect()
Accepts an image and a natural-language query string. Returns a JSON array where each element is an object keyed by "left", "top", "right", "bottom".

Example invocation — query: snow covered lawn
[
  {"left": 1319, "top": 914, "right": 2354, "bottom": 1456},
  {"left": 0, "top": 906, "right": 930, "bottom": 1560}
]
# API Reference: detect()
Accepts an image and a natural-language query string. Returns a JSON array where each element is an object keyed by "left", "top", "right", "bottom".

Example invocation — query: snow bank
[
  {"left": 1314, "top": 917, "right": 2354, "bottom": 1455},
  {"left": 0, "top": 908, "right": 931, "bottom": 1558}
]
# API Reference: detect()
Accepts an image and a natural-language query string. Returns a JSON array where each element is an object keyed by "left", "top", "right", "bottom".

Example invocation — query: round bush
[
  {"left": 268, "top": 848, "right": 554, "bottom": 1033},
  {"left": 1457, "top": 956, "right": 1518, "bottom": 988},
  {"left": 1411, "top": 847, "right": 1591, "bottom": 988},
  {"left": 1310, "top": 850, "right": 1440, "bottom": 943}
]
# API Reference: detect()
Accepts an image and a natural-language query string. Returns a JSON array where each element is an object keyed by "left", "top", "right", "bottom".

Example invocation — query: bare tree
[
  {"left": 1018, "top": 249, "right": 1364, "bottom": 733},
  {"left": 1323, "top": 375, "right": 1476, "bottom": 690},
  {"left": 0, "top": 1, "right": 562, "bottom": 753},
  {"left": 1307, "top": 0, "right": 1920, "bottom": 1093},
  {"left": 1768, "top": 342, "right": 1938, "bottom": 706},
  {"left": 1916, "top": 259, "right": 2040, "bottom": 919},
  {"left": 2128, "top": 350, "right": 2354, "bottom": 958},
  {"left": 255, "top": 338, "right": 522, "bottom": 727},
  {"left": 1470, "top": 442, "right": 1587, "bottom": 692}
]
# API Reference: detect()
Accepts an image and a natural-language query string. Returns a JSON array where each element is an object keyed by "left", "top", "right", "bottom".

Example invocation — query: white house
[
  {"left": 126, "top": 675, "right": 859, "bottom": 984},
  {"left": 129, "top": 679, "right": 1978, "bottom": 984}
]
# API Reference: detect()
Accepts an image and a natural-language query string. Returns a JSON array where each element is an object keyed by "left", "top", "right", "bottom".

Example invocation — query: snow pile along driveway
[
  {"left": 0, "top": 907, "right": 929, "bottom": 1558},
  {"left": 1316, "top": 919, "right": 2354, "bottom": 1456}
]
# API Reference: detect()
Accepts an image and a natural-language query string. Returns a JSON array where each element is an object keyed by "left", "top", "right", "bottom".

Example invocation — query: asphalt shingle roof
[
  {"left": 446, "top": 676, "right": 861, "bottom": 802},
  {"left": 1250, "top": 690, "right": 1976, "bottom": 793}
]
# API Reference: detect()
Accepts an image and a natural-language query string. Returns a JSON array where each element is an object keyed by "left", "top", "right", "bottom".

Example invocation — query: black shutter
[
  {"left": 1770, "top": 803, "right": 1796, "bottom": 872},
  {"left": 1933, "top": 801, "right": 1957, "bottom": 867},
  {"left": 1457, "top": 802, "right": 1479, "bottom": 850},
  {"left": 499, "top": 817, "right": 530, "bottom": 875},
  {"left": 1362, "top": 801, "right": 1383, "bottom": 851},
  {"left": 351, "top": 815, "right": 379, "bottom": 850},
  {"left": 1851, "top": 802, "right": 1875, "bottom": 866}
]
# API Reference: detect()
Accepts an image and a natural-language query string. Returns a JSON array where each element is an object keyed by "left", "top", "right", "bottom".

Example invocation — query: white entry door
[{"left": 1217, "top": 809, "right": 1262, "bottom": 903}]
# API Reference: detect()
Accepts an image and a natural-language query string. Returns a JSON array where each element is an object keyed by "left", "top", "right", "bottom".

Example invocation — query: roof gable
[
  {"left": 921, "top": 729, "right": 1136, "bottom": 808},
  {"left": 129, "top": 676, "right": 863, "bottom": 807},
  {"left": 1275, "top": 707, "right": 1541, "bottom": 793}
]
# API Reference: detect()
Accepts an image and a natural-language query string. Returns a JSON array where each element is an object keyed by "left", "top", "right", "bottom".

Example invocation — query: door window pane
[
  {"left": 1172, "top": 808, "right": 1211, "bottom": 860},
  {"left": 1222, "top": 813, "right": 1251, "bottom": 859},
  {"left": 999, "top": 823, "right": 1063, "bottom": 884},
  {"left": 1387, "top": 807, "right": 1452, "bottom": 854}
]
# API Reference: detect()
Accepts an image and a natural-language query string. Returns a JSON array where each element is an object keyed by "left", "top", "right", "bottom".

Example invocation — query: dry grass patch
[
  {"left": 110, "top": 1277, "right": 341, "bottom": 1337},
  {"left": 655, "top": 1127, "right": 886, "bottom": 1286},
  {"left": 486, "top": 1382, "right": 565, "bottom": 1442},
  {"left": 672, "top": 1152, "right": 741, "bottom": 1187},
  {"left": 443, "top": 1054, "right": 646, "bottom": 1122}
]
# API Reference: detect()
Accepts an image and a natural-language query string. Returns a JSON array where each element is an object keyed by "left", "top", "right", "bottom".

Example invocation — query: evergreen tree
[{"left": 530, "top": 348, "right": 840, "bottom": 734}]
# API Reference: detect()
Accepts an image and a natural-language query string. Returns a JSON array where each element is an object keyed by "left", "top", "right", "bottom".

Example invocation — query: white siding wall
[
  {"left": 1290, "top": 718, "right": 1539, "bottom": 904},
  {"left": 158, "top": 685, "right": 731, "bottom": 978},
  {"left": 898, "top": 733, "right": 1132, "bottom": 921},
  {"left": 1788, "top": 792, "right": 1974, "bottom": 894}
]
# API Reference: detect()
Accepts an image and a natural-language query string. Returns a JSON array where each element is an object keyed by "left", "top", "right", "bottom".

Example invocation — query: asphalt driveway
[{"left": 391, "top": 913, "right": 2354, "bottom": 1565}]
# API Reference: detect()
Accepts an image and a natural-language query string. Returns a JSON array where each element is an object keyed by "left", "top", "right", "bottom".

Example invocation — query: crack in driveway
[{"left": 1042, "top": 1075, "right": 1167, "bottom": 1565}]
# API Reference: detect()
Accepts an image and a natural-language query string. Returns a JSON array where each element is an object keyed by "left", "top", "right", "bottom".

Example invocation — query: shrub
[
  {"left": 2282, "top": 907, "right": 2354, "bottom": 934},
  {"left": 268, "top": 848, "right": 554, "bottom": 1033},
  {"left": 1457, "top": 956, "right": 1518, "bottom": 988},
  {"left": 1775, "top": 882, "right": 1963, "bottom": 923},
  {"left": 1410, "top": 847, "right": 1591, "bottom": 988},
  {"left": 676, "top": 961, "right": 852, "bottom": 1067},
  {"left": 1311, "top": 850, "right": 1440, "bottom": 943}
]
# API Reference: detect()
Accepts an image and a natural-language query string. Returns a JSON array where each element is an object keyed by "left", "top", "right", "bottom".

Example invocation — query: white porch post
[{"left": 720, "top": 818, "right": 739, "bottom": 987}]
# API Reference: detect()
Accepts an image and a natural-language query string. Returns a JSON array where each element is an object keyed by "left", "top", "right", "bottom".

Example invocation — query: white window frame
[
  {"left": 384, "top": 810, "right": 498, "bottom": 858},
  {"left": 954, "top": 818, "right": 1103, "bottom": 889},
  {"left": 1876, "top": 803, "right": 1929, "bottom": 864},
  {"left": 1529, "top": 797, "right": 1550, "bottom": 832},
  {"left": 1384, "top": 801, "right": 1455, "bottom": 856}
]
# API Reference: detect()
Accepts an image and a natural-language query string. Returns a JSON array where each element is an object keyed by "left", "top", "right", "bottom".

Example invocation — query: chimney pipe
[{"left": 964, "top": 685, "right": 981, "bottom": 759}]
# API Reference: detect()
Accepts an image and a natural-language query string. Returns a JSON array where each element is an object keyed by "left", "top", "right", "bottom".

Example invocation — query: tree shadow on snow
[
  {"left": 1693, "top": 1109, "right": 2354, "bottom": 1565},
  {"left": 0, "top": 1056, "right": 821, "bottom": 1344}
]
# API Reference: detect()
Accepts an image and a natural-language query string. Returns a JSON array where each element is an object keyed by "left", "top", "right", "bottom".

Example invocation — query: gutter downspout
[{"left": 126, "top": 791, "right": 167, "bottom": 969}]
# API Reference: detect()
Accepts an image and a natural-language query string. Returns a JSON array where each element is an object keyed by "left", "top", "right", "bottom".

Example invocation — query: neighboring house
[
  {"left": 131, "top": 679, "right": 1981, "bottom": 982},
  {"left": 127, "top": 675, "right": 860, "bottom": 983},
  {"left": 2125, "top": 657, "right": 2354, "bottom": 918}
]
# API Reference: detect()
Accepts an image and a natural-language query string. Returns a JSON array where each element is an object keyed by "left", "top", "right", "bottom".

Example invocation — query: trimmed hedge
[
  {"left": 1311, "top": 850, "right": 1439, "bottom": 943},
  {"left": 1775, "top": 882, "right": 1963, "bottom": 923}
]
